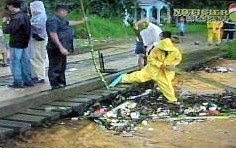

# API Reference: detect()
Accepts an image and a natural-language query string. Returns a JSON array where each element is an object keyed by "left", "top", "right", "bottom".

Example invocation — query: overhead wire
[{"left": 79, "top": 0, "right": 110, "bottom": 89}]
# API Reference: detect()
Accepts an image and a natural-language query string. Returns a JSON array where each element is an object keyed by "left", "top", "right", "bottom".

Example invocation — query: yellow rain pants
[
  {"left": 207, "top": 21, "right": 223, "bottom": 43},
  {"left": 122, "top": 38, "right": 182, "bottom": 102}
]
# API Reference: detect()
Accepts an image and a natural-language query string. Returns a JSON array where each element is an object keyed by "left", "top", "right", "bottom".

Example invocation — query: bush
[
  {"left": 162, "top": 24, "right": 207, "bottom": 35},
  {"left": 220, "top": 41, "right": 236, "bottom": 60}
]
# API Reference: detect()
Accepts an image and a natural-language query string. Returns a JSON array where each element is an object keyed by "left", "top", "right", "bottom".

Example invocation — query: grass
[
  {"left": 68, "top": 12, "right": 134, "bottom": 40},
  {"left": 69, "top": 13, "right": 206, "bottom": 40},
  {"left": 219, "top": 41, "right": 236, "bottom": 60},
  {"left": 70, "top": 14, "right": 207, "bottom": 40},
  {"left": 162, "top": 24, "right": 207, "bottom": 35},
  {"left": 88, "top": 16, "right": 134, "bottom": 39}
]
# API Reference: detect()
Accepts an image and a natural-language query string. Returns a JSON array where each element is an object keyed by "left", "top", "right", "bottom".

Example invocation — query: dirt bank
[
  {"left": 14, "top": 119, "right": 236, "bottom": 148},
  {"left": 176, "top": 59, "right": 236, "bottom": 94}
]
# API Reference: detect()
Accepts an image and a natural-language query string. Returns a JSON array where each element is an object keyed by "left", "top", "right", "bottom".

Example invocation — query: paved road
[{"left": 0, "top": 43, "right": 137, "bottom": 103}]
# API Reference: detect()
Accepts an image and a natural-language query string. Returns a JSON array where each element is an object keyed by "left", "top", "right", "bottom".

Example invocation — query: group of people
[
  {"left": 110, "top": 15, "right": 235, "bottom": 103},
  {"left": 2, "top": 1, "right": 86, "bottom": 89},
  {"left": 110, "top": 19, "right": 182, "bottom": 104},
  {"left": 2, "top": 0, "right": 182, "bottom": 103},
  {"left": 7, "top": 0, "right": 233, "bottom": 104}
]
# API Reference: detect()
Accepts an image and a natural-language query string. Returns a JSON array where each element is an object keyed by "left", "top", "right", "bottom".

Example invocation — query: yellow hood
[{"left": 157, "top": 38, "right": 178, "bottom": 52}]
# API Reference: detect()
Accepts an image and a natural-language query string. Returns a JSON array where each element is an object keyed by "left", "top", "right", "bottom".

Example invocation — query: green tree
[{"left": 166, "top": 0, "right": 231, "bottom": 9}]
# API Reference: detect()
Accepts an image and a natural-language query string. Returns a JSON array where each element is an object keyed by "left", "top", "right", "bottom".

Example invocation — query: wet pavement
[{"left": 0, "top": 43, "right": 136, "bottom": 103}]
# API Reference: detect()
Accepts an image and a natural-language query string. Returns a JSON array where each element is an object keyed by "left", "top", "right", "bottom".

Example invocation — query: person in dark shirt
[
  {"left": 47, "top": 5, "right": 87, "bottom": 89},
  {"left": 222, "top": 20, "right": 235, "bottom": 41},
  {"left": 3, "top": 0, "right": 33, "bottom": 88}
]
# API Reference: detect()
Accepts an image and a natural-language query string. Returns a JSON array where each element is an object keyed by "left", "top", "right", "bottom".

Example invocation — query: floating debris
[
  {"left": 67, "top": 68, "right": 78, "bottom": 72},
  {"left": 71, "top": 117, "right": 79, "bottom": 121},
  {"left": 147, "top": 128, "right": 154, "bottom": 131},
  {"left": 45, "top": 107, "right": 56, "bottom": 112},
  {"left": 194, "top": 41, "right": 200, "bottom": 45},
  {"left": 205, "top": 67, "right": 234, "bottom": 73},
  {"left": 128, "top": 89, "right": 152, "bottom": 101},
  {"left": 85, "top": 89, "right": 236, "bottom": 136},
  {"left": 121, "top": 131, "right": 133, "bottom": 137}
]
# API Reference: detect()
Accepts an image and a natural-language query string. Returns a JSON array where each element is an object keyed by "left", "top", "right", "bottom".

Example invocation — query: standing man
[
  {"left": 135, "top": 19, "right": 162, "bottom": 69},
  {"left": 127, "top": 18, "right": 144, "bottom": 70},
  {"left": 3, "top": 1, "right": 33, "bottom": 88},
  {"left": 47, "top": 5, "right": 87, "bottom": 89},
  {"left": 29, "top": 1, "right": 47, "bottom": 83},
  {"left": 222, "top": 20, "right": 235, "bottom": 41}
]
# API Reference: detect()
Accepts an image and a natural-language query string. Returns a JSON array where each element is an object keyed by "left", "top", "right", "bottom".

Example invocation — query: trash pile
[
  {"left": 189, "top": 61, "right": 234, "bottom": 73},
  {"left": 205, "top": 67, "right": 234, "bottom": 73},
  {"left": 84, "top": 89, "right": 236, "bottom": 135}
]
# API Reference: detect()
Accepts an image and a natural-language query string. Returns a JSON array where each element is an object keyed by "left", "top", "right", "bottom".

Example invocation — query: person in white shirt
[
  {"left": 0, "top": 26, "right": 8, "bottom": 67},
  {"left": 134, "top": 19, "right": 162, "bottom": 69}
]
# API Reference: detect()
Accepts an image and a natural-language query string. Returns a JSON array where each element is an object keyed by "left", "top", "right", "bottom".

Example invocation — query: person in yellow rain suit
[
  {"left": 110, "top": 31, "right": 182, "bottom": 102},
  {"left": 207, "top": 21, "right": 223, "bottom": 44}
]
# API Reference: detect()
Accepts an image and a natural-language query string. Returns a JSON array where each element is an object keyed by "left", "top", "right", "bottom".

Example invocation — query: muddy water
[
  {"left": 175, "top": 59, "right": 236, "bottom": 94},
  {"left": 13, "top": 59, "right": 236, "bottom": 148},
  {"left": 14, "top": 119, "right": 236, "bottom": 148}
]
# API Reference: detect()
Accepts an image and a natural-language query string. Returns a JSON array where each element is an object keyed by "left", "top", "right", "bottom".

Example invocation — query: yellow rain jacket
[
  {"left": 122, "top": 38, "right": 182, "bottom": 102},
  {"left": 207, "top": 21, "right": 223, "bottom": 43}
]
